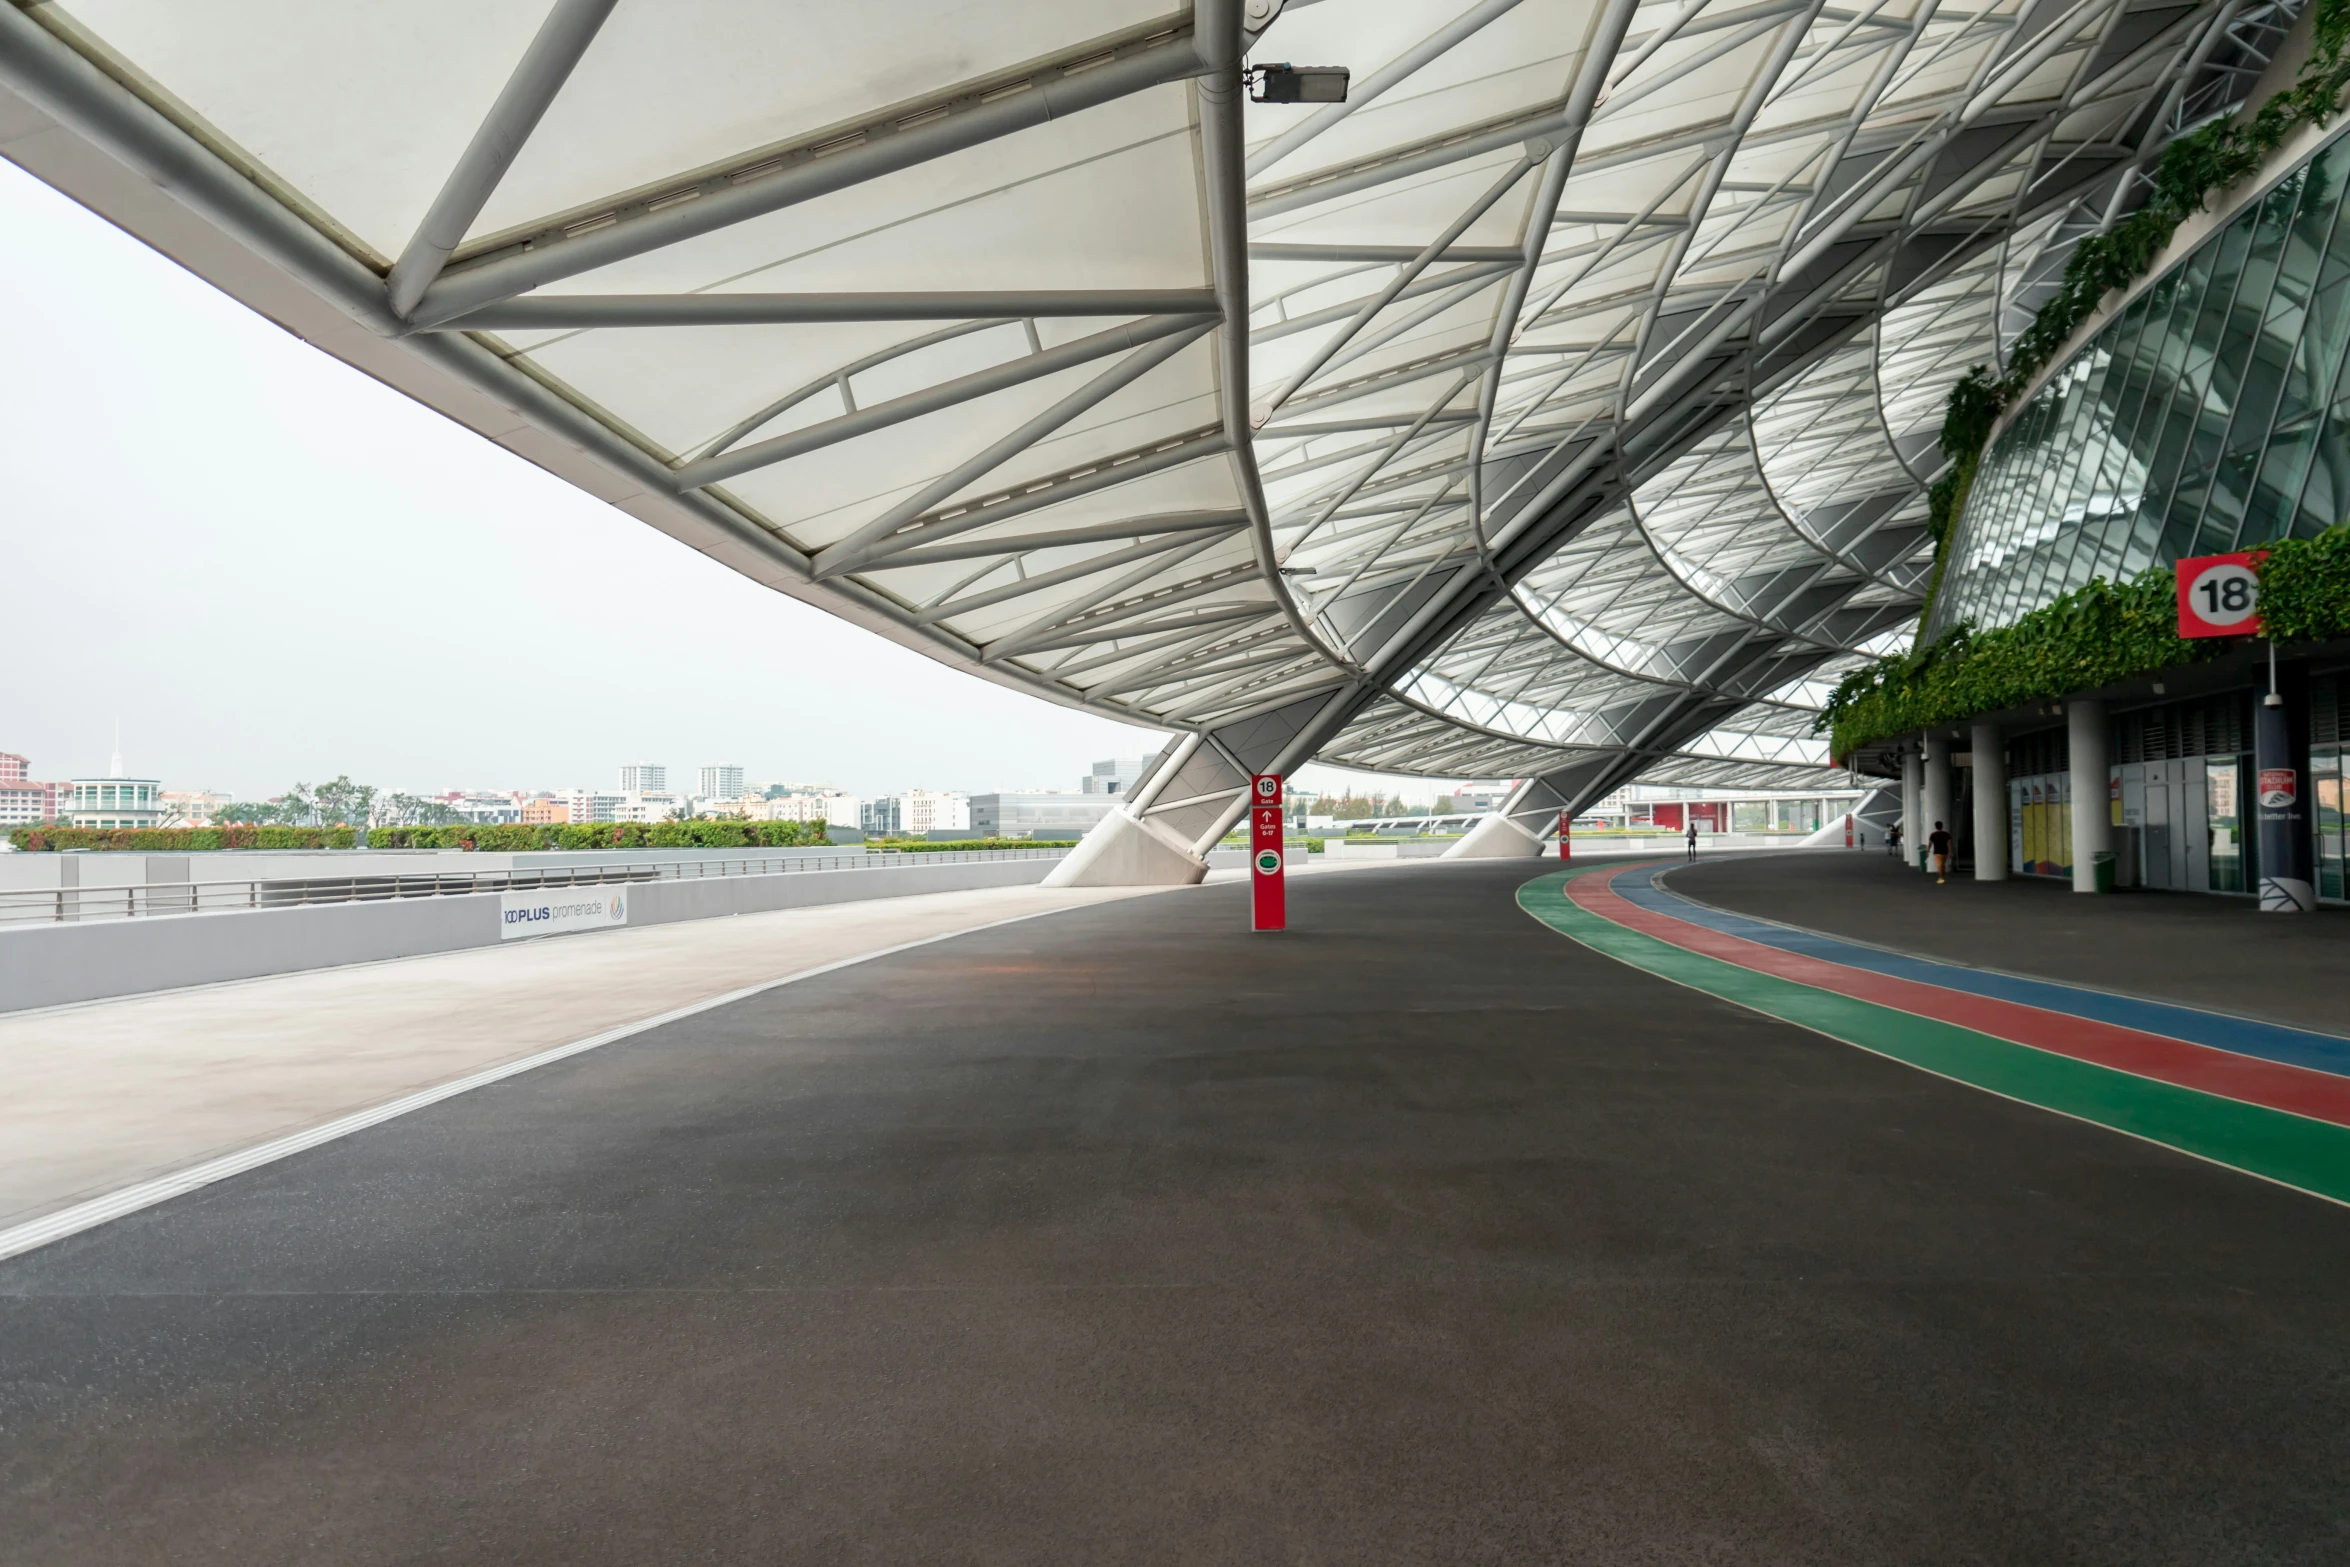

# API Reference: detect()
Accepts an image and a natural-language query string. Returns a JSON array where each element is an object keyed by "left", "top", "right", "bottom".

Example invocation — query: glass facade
[{"left": 1935, "top": 127, "right": 2350, "bottom": 633}]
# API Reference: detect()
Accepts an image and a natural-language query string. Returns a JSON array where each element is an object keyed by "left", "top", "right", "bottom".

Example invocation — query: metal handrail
[{"left": 0, "top": 848, "right": 1068, "bottom": 928}]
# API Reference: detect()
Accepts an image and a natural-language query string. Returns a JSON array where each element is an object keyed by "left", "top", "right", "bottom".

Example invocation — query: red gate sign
[
  {"left": 1249, "top": 773, "right": 1285, "bottom": 932},
  {"left": 2176, "top": 552, "right": 2263, "bottom": 637},
  {"left": 2260, "top": 768, "right": 2297, "bottom": 808},
  {"left": 1557, "top": 809, "right": 1571, "bottom": 862}
]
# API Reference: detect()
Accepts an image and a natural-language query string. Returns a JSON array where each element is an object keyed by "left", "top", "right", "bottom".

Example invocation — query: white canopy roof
[{"left": 0, "top": 0, "right": 2288, "bottom": 797}]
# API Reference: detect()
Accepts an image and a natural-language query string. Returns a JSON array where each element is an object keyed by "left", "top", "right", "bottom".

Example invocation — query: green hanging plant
[{"left": 1818, "top": 524, "right": 2350, "bottom": 756}]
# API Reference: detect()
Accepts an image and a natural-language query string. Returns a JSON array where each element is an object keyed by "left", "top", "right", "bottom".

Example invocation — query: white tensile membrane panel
[{"left": 0, "top": 0, "right": 2287, "bottom": 865}]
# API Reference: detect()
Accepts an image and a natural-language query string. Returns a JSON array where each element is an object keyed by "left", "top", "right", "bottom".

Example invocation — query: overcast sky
[{"left": 0, "top": 160, "right": 1475, "bottom": 806}]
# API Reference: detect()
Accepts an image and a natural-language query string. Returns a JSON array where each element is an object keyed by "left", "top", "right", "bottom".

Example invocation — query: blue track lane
[{"left": 1620, "top": 863, "right": 2350, "bottom": 1080}]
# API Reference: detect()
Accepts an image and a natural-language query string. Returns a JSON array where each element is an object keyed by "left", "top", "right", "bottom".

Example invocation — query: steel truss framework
[{"left": 0, "top": 0, "right": 2301, "bottom": 860}]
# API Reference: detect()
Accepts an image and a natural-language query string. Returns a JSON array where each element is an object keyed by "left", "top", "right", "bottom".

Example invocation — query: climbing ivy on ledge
[
  {"left": 1922, "top": 0, "right": 2350, "bottom": 594},
  {"left": 1819, "top": 524, "right": 2350, "bottom": 757}
]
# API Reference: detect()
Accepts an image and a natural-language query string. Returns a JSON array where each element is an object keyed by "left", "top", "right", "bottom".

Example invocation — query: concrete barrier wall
[{"left": 0, "top": 857, "right": 1061, "bottom": 1014}]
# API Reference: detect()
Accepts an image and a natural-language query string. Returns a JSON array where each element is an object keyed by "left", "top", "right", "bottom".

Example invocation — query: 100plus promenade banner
[{"left": 499, "top": 888, "right": 628, "bottom": 939}]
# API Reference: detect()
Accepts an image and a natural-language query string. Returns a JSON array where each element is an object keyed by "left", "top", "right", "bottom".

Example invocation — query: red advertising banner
[
  {"left": 1249, "top": 773, "right": 1285, "bottom": 932},
  {"left": 2175, "top": 551, "right": 2264, "bottom": 637},
  {"left": 1557, "top": 809, "right": 1571, "bottom": 861}
]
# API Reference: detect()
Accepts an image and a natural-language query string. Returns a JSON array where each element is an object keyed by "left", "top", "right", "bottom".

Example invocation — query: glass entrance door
[{"left": 2208, "top": 756, "right": 2246, "bottom": 893}]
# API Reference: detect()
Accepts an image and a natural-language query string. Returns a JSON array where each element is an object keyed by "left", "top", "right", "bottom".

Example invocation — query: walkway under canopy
[
  {"left": 2, "top": 0, "right": 2303, "bottom": 856},
  {"left": 5, "top": 856, "right": 2346, "bottom": 1562}
]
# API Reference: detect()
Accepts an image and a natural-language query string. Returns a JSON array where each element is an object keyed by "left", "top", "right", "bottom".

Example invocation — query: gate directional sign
[
  {"left": 2176, "top": 551, "right": 2263, "bottom": 637},
  {"left": 1250, "top": 773, "right": 1285, "bottom": 932}
]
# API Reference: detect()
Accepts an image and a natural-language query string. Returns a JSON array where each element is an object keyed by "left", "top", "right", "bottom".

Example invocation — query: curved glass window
[{"left": 1935, "top": 128, "right": 2350, "bottom": 633}]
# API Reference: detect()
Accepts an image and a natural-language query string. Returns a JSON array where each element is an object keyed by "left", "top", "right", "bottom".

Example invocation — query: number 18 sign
[{"left": 2176, "top": 551, "right": 2264, "bottom": 638}]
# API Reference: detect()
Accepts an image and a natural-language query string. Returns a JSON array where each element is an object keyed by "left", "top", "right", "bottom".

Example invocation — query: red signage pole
[
  {"left": 1557, "top": 809, "right": 1571, "bottom": 861},
  {"left": 1249, "top": 774, "right": 1285, "bottom": 931}
]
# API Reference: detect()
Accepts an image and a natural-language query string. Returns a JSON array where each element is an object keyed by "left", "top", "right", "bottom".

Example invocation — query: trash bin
[{"left": 2091, "top": 848, "right": 2116, "bottom": 894}]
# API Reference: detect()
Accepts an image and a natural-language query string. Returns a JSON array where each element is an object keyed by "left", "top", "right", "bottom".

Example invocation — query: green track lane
[{"left": 1518, "top": 867, "right": 2350, "bottom": 1206}]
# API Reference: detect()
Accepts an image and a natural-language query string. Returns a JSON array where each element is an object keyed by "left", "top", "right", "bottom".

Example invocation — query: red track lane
[{"left": 1568, "top": 866, "right": 2350, "bottom": 1129}]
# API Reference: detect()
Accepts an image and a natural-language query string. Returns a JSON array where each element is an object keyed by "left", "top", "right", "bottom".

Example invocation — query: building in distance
[
  {"left": 0, "top": 753, "right": 70, "bottom": 826},
  {"left": 898, "top": 789, "right": 968, "bottom": 835},
  {"left": 1082, "top": 757, "right": 1154, "bottom": 796},
  {"left": 971, "top": 792, "right": 1114, "bottom": 838},
  {"left": 433, "top": 790, "right": 530, "bottom": 824},
  {"left": 746, "top": 792, "right": 860, "bottom": 830},
  {"left": 70, "top": 775, "right": 163, "bottom": 829},
  {"left": 618, "top": 764, "right": 666, "bottom": 793},
  {"left": 861, "top": 790, "right": 970, "bottom": 836},
  {"left": 161, "top": 789, "right": 229, "bottom": 826},
  {"left": 698, "top": 764, "right": 746, "bottom": 801}
]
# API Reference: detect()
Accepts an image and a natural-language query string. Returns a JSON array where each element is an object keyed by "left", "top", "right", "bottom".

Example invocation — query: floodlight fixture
[{"left": 1247, "top": 63, "right": 1350, "bottom": 103}]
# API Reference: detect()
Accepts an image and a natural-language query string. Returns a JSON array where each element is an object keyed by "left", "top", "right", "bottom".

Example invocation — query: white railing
[{"left": 0, "top": 848, "right": 1068, "bottom": 928}]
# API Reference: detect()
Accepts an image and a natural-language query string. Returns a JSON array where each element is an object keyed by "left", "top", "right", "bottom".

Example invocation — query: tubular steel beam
[
  {"left": 1244, "top": 0, "right": 1529, "bottom": 178},
  {"left": 673, "top": 313, "right": 1215, "bottom": 489},
  {"left": 837, "top": 430, "right": 1234, "bottom": 572},
  {"left": 408, "top": 28, "right": 1210, "bottom": 327},
  {"left": 1247, "top": 242, "right": 1525, "bottom": 264},
  {"left": 387, "top": 0, "right": 620, "bottom": 318},
  {"left": 1265, "top": 153, "right": 1536, "bottom": 413},
  {"left": 909, "top": 525, "right": 1247, "bottom": 627},
  {"left": 868, "top": 511, "right": 1251, "bottom": 570},
  {"left": 813, "top": 323, "right": 1217, "bottom": 577},
  {"left": 434, "top": 289, "right": 1224, "bottom": 330},
  {"left": 1192, "top": 0, "right": 1353, "bottom": 674}
]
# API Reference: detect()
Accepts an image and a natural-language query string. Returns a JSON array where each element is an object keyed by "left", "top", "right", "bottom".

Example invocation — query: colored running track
[{"left": 1518, "top": 860, "right": 2350, "bottom": 1205}]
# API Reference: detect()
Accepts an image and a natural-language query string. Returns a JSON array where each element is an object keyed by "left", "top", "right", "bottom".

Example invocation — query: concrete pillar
[
  {"left": 1922, "top": 735, "right": 1952, "bottom": 873},
  {"left": 1040, "top": 809, "right": 1207, "bottom": 886},
  {"left": 2068, "top": 697, "right": 2111, "bottom": 893},
  {"left": 1901, "top": 747, "right": 1923, "bottom": 866},
  {"left": 1445, "top": 809, "right": 1545, "bottom": 860},
  {"left": 2255, "top": 663, "right": 2315, "bottom": 911},
  {"left": 1443, "top": 774, "right": 1555, "bottom": 860},
  {"left": 1971, "top": 720, "right": 2007, "bottom": 882}
]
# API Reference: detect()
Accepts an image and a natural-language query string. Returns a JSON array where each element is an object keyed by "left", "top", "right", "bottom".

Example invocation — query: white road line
[{"left": 0, "top": 903, "right": 1106, "bottom": 1265}]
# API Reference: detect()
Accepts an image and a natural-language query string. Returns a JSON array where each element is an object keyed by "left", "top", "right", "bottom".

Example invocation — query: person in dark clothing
[
  {"left": 1887, "top": 822, "right": 1903, "bottom": 859},
  {"left": 1928, "top": 820, "right": 1954, "bottom": 883},
  {"left": 1685, "top": 821, "right": 1698, "bottom": 860}
]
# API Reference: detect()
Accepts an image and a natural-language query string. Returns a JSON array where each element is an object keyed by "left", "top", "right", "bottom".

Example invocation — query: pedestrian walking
[
  {"left": 1928, "top": 819, "right": 1954, "bottom": 883},
  {"left": 1887, "top": 822, "right": 1903, "bottom": 860},
  {"left": 1685, "top": 820, "right": 1699, "bottom": 860}
]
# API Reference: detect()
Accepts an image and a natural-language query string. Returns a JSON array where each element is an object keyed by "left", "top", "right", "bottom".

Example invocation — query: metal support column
[
  {"left": 1922, "top": 734, "right": 1952, "bottom": 876},
  {"left": 2256, "top": 658, "right": 2315, "bottom": 911},
  {"left": 2068, "top": 698, "right": 2112, "bottom": 893},
  {"left": 1901, "top": 746, "right": 1923, "bottom": 866},
  {"left": 1971, "top": 720, "right": 2008, "bottom": 882}
]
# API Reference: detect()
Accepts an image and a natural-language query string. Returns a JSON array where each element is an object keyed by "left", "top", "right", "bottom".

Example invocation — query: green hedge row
[
  {"left": 8, "top": 825, "right": 359, "bottom": 852},
  {"left": 1819, "top": 525, "right": 2350, "bottom": 755},
  {"left": 365, "top": 821, "right": 829, "bottom": 851},
  {"left": 862, "top": 837, "right": 1077, "bottom": 852},
  {"left": 7, "top": 820, "right": 832, "bottom": 853}
]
